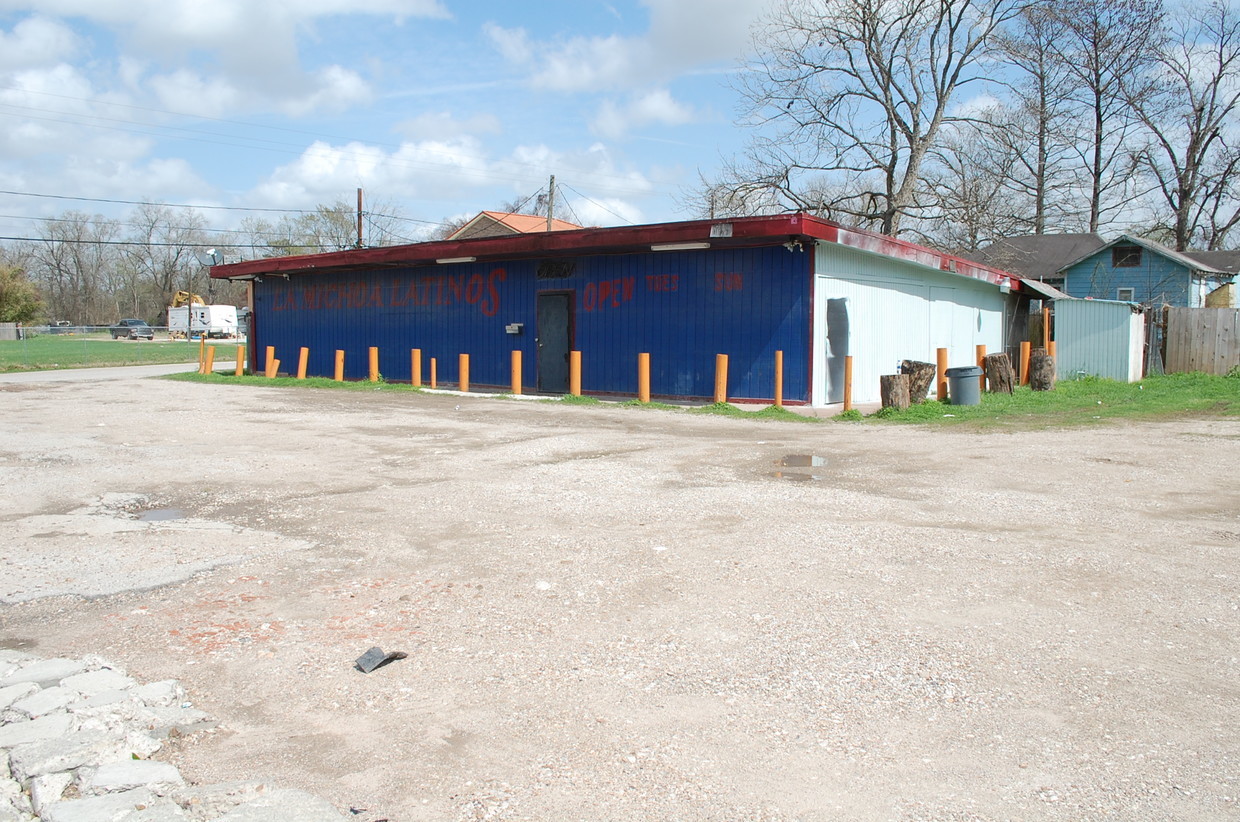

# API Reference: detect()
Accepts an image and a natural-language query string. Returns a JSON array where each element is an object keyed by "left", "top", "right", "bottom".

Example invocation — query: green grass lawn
[
  {"left": 167, "top": 368, "right": 1239, "bottom": 428},
  {"left": 0, "top": 333, "right": 238, "bottom": 372}
]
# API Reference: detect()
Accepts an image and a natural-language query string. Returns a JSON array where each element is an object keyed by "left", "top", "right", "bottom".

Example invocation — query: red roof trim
[{"left": 211, "top": 213, "right": 1016, "bottom": 287}]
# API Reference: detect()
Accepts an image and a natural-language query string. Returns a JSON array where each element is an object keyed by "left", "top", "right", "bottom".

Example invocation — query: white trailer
[{"left": 167, "top": 305, "right": 239, "bottom": 339}]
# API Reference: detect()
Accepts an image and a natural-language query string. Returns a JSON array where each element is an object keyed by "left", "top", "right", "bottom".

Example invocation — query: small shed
[
  {"left": 1054, "top": 299, "right": 1146, "bottom": 382},
  {"left": 212, "top": 214, "right": 1021, "bottom": 405}
]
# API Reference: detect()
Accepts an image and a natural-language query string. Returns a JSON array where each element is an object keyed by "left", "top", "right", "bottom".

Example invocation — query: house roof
[
  {"left": 966, "top": 233, "right": 1106, "bottom": 281},
  {"left": 211, "top": 213, "right": 1022, "bottom": 290},
  {"left": 1181, "top": 250, "right": 1240, "bottom": 277},
  {"left": 1057, "top": 234, "right": 1238, "bottom": 277},
  {"left": 447, "top": 211, "right": 582, "bottom": 240}
]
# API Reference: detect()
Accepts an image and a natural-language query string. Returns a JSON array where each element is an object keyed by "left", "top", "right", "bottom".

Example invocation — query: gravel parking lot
[{"left": 1, "top": 374, "right": 1238, "bottom": 821}]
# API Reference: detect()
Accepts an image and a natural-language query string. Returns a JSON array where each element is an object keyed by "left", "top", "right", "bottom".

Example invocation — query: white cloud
[
  {"left": 485, "top": 0, "right": 773, "bottom": 92},
  {"left": 248, "top": 136, "right": 656, "bottom": 227},
  {"left": 0, "top": 1, "right": 449, "bottom": 116},
  {"left": 592, "top": 88, "right": 697, "bottom": 139},
  {"left": 0, "top": 17, "right": 79, "bottom": 70}
]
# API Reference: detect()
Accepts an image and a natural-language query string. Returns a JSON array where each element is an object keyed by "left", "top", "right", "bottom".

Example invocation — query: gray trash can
[{"left": 945, "top": 365, "right": 984, "bottom": 405}]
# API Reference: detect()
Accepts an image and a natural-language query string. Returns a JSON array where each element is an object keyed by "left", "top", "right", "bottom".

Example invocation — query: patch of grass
[
  {"left": 0, "top": 334, "right": 235, "bottom": 372},
  {"left": 166, "top": 371, "right": 424, "bottom": 392},
  {"left": 866, "top": 373, "right": 1240, "bottom": 427},
  {"left": 689, "top": 401, "right": 748, "bottom": 416},
  {"left": 834, "top": 408, "right": 864, "bottom": 421},
  {"left": 620, "top": 399, "right": 679, "bottom": 410},
  {"left": 754, "top": 405, "right": 822, "bottom": 423},
  {"left": 558, "top": 393, "right": 602, "bottom": 405}
]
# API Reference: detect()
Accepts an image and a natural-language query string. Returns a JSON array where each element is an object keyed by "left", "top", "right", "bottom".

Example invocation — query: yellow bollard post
[
  {"left": 459, "top": 353, "right": 470, "bottom": 392},
  {"left": 1019, "top": 340, "right": 1031, "bottom": 386},
  {"left": 1048, "top": 340, "right": 1057, "bottom": 359},
  {"left": 296, "top": 347, "right": 309, "bottom": 380},
  {"left": 265, "top": 346, "right": 275, "bottom": 375},
  {"left": 976, "top": 344, "right": 987, "bottom": 394},
  {"left": 368, "top": 347, "right": 379, "bottom": 382},
  {"left": 1042, "top": 306, "right": 1051, "bottom": 349},
  {"left": 235, "top": 345, "right": 246, "bottom": 377},
  {"left": 198, "top": 338, "right": 206, "bottom": 373},
  {"left": 430, "top": 358, "right": 437, "bottom": 388},
  {"left": 569, "top": 351, "right": 582, "bottom": 397},
  {"left": 203, "top": 345, "right": 216, "bottom": 375},
  {"left": 334, "top": 350, "right": 344, "bottom": 382},
  {"left": 638, "top": 353, "right": 650, "bottom": 403},
  {"left": 411, "top": 349, "right": 422, "bottom": 387},
  {"left": 774, "top": 350, "right": 784, "bottom": 408},
  {"left": 265, "top": 358, "right": 280, "bottom": 378},
  {"left": 936, "top": 347, "right": 949, "bottom": 401},
  {"left": 511, "top": 350, "right": 522, "bottom": 395},
  {"left": 843, "top": 355, "right": 854, "bottom": 411},
  {"left": 714, "top": 354, "right": 729, "bottom": 403}
]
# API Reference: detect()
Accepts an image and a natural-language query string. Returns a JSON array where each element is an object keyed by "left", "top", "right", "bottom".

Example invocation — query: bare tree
[
  {"left": 1050, "top": 0, "right": 1165, "bottom": 233},
  {"left": 125, "top": 203, "right": 210, "bottom": 314},
  {"left": 990, "top": 0, "right": 1085, "bottom": 233},
  {"left": 26, "top": 213, "right": 121, "bottom": 324},
  {"left": 1129, "top": 1, "right": 1240, "bottom": 250},
  {"left": 734, "top": 0, "right": 1026, "bottom": 236},
  {"left": 916, "top": 121, "right": 1029, "bottom": 250}
]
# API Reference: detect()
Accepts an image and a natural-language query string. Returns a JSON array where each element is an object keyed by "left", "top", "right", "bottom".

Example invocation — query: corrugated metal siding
[
  {"left": 813, "top": 244, "right": 1005, "bottom": 404},
  {"left": 251, "top": 245, "right": 810, "bottom": 401},
  {"left": 1062, "top": 252, "right": 1190, "bottom": 305},
  {"left": 1054, "top": 298, "right": 1145, "bottom": 382}
]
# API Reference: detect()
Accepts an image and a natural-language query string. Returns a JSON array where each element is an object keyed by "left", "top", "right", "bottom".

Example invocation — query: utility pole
[
  {"left": 546, "top": 175, "right": 555, "bottom": 232},
  {"left": 356, "top": 187, "right": 364, "bottom": 248}
]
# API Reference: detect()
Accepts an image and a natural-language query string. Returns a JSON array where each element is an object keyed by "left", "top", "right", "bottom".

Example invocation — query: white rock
[
  {"left": 132, "top": 681, "right": 183, "bottom": 708},
  {"left": 10, "top": 686, "right": 75, "bottom": 719},
  {"left": 69, "top": 691, "right": 133, "bottom": 712},
  {"left": 0, "top": 713, "right": 74, "bottom": 749},
  {"left": 170, "top": 781, "right": 270, "bottom": 822},
  {"left": 0, "top": 685, "right": 38, "bottom": 712},
  {"left": 214, "top": 789, "right": 348, "bottom": 821},
  {"left": 0, "top": 659, "right": 87, "bottom": 689},
  {"left": 61, "top": 670, "right": 137, "bottom": 698},
  {"left": 83, "top": 760, "right": 183, "bottom": 795},
  {"left": 42, "top": 788, "right": 158, "bottom": 822},
  {"left": 29, "top": 771, "right": 72, "bottom": 814},
  {"left": 7, "top": 731, "right": 118, "bottom": 781}
]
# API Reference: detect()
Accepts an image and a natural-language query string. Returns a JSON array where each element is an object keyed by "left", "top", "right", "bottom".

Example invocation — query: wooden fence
[{"left": 1164, "top": 307, "right": 1240, "bottom": 375}]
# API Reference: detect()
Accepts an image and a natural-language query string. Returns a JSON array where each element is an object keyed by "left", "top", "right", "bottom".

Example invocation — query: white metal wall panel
[
  {"left": 1054, "top": 298, "right": 1145, "bottom": 382},
  {"left": 813, "top": 243, "right": 1006, "bottom": 404}
]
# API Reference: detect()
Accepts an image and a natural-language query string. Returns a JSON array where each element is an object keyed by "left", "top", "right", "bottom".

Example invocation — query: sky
[{"left": 0, "top": 0, "right": 777, "bottom": 249}]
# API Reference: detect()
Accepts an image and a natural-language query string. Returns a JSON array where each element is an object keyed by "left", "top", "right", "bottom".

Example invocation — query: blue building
[
  {"left": 1057, "top": 235, "right": 1236, "bottom": 307},
  {"left": 212, "top": 214, "right": 1024, "bottom": 405}
]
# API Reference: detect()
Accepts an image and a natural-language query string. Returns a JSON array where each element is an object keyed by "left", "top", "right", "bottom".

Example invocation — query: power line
[
  {"left": 0, "top": 189, "right": 318, "bottom": 215},
  {"left": 561, "top": 183, "right": 636, "bottom": 225}
]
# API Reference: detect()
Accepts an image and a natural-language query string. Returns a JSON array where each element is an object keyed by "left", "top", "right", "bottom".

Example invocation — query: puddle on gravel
[
  {"left": 771, "top": 454, "right": 827, "bottom": 481},
  {"left": 138, "top": 508, "right": 185, "bottom": 522}
]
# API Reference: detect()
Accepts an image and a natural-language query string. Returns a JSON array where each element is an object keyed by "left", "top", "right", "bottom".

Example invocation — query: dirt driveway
[{"left": 1, "top": 374, "right": 1238, "bottom": 821}]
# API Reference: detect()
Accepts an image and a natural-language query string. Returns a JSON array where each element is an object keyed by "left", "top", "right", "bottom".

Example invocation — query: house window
[
  {"left": 1116, "top": 287, "right": 1135, "bottom": 302},
  {"left": 1112, "top": 245, "right": 1142, "bottom": 267}
]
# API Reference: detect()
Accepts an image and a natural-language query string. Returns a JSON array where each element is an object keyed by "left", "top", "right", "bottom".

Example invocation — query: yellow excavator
[{"left": 171, "top": 291, "right": 206, "bottom": 308}]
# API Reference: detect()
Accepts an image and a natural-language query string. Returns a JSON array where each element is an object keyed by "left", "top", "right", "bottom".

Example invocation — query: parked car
[{"left": 110, "top": 319, "right": 155, "bottom": 340}]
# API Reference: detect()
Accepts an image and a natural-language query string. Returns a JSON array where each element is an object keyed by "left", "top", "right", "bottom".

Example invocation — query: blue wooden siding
[
  {"left": 251, "top": 245, "right": 810, "bottom": 401},
  {"left": 1062, "top": 250, "right": 1190, "bottom": 305}
]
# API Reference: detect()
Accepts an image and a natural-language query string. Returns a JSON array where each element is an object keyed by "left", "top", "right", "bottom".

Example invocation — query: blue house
[{"left": 1058, "top": 235, "right": 1238, "bottom": 307}]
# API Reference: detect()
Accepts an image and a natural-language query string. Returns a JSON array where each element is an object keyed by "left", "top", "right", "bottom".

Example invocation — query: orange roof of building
[{"left": 448, "top": 211, "right": 582, "bottom": 240}]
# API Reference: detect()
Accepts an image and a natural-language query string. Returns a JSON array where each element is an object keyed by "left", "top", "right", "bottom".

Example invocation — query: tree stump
[
  {"left": 1030, "top": 347, "right": 1056, "bottom": 391},
  {"left": 983, "top": 353, "right": 1015, "bottom": 394},
  {"left": 900, "top": 359, "right": 936, "bottom": 403},
  {"left": 879, "top": 374, "right": 911, "bottom": 410}
]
